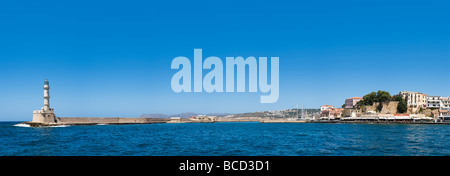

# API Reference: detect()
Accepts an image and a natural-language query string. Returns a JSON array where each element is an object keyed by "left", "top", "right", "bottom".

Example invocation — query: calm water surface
[{"left": 1, "top": 122, "right": 449, "bottom": 156}]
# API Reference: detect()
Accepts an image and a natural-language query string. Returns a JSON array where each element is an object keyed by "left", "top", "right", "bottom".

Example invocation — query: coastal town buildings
[
  {"left": 426, "top": 96, "right": 450, "bottom": 119},
  {"left": 190, "top": 115, "right": 218, "bottom": 122},
  {"left": 168, "top": 115, "right": 219, "bottom": 123},
  {"left": 345, "top": 97, "right": 363, "bottom": 109},
  {"left": 320, "top": 104, "right": 344, "bottom": 119},
  {"left": 329, "top": 108, "right": 344, "bottom": 118},
  {"left": 327, "top": 90, "right": 450, "bottom": 122},
  {"left": 320, "top": 105, "right": 344, "bottom": 118}
]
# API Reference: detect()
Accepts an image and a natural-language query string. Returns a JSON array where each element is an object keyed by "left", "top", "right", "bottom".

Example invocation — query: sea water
[{"left": 1, "top": 122, "right": 449, "bottom": 156}]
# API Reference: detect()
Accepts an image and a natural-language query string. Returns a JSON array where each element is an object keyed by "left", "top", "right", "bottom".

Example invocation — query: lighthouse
[
  {"left": 32, "top": 79, "right": 56, "bottom": 123},
  {"left": 43, "top": 79, "right": 51, "bottom": 111}
]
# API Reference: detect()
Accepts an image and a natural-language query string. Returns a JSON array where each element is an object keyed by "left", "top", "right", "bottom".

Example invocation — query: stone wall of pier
[{"left": 55, "top": 117, "right": 169, "bottom": 124}]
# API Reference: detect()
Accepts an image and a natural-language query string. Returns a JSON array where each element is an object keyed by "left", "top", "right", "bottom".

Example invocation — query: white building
[
  {"left": 426, "top": 96, "right": 450, "bottom": 121},
  {"left": 169, "top": 117, "right": 182, "bottom": 122},
  {"left": 441, "top": 97, "right": 450, "bottom": 110},
  {"left": 427, "top": 96, "right": 442, "bottom": 109},
  {"left": 400, "top": 91, "right": 427, "bottom": 109},
  {"left": 426, "top": 96, "right": 450, "bottom": 109},
  {"left": 320, "top": 105, "right": 335, "bottom": 112}
]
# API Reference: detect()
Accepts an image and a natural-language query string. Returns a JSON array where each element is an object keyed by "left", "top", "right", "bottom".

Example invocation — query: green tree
[
  {"left": 356, "top": 100, "right": 364, "bottom": 107},
  {"left": 342, "top": 104, "right": 346, "bottom": 108},
  {"left": 391, "top": 95, "right": 403, "bottom": 101},
  {"left": 363, "top": 92, "right": 377, "bottom": 105},
  {"left": 397, "top": 98, "right": 408, "bottom": 114},
  {"left": 376, "top": 90, "right": 391, "bottom": 102}
]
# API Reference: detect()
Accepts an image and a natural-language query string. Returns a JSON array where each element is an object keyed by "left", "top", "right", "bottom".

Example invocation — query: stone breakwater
[{"left": 22, "top": 117, "right": 170, "bottom": 127}]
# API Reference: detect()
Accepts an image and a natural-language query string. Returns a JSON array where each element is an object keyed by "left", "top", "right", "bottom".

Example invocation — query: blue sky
[{"left": 0, "top": 0, "right": 449, "bottom": 121}]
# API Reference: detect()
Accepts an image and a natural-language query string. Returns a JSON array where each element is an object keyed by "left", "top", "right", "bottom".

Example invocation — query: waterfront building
[
  {"left": 170, "top": 117, "right": 182, "bottom": 122},
  {"left": 427, "top": 96, "right": 442, "bottom": 109},
  {"left": 426, "top": 96, "right": 450, "bottom": 111},
  {"left": 441, "top": 97, "right": 450, "bottom": 110},
  {"left": 320, "top": 105, "right": 335, "bottom": 112},
  {"left": 399, "top": 91, "right": 427, "bottom": 112},
  {"left": 320, "top": 108, "right": 344, "bottom": 118},
  {"left": 437, "top": 97, "right": 450, "bottom": 121},
  {"left": 345, "top": 97, "right": 363, "bottom": 109},
  {"left": 439, "top": 109, "right": 450, "bottom": 121}
]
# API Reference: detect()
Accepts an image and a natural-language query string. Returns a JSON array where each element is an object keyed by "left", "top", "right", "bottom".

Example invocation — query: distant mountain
[
  {"left": 139, "top": 113, "right": 171, "bottom": 118},
  {"left": 204, "top": 113, "right": 234, "bottom": 117},
  {"left": 140, "top": 112, "right": 233, "bottom": 118},
  {"left": 140, "top": 109, "right": 320, "bottom": 119}
]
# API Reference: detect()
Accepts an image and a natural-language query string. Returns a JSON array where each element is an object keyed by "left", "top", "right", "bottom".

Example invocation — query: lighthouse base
[{"left": 32, "top": 110, "right": 56, "bottom": 124}]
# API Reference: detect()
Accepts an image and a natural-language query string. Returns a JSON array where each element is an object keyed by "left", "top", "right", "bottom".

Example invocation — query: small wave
[
  {"left": 97, "top": 123, "right": 107, "bottom": 125},
  {"left": 49, "top": 125, "right": 70, "bottom": 128},
  {"left": 14, "top": 123, "right": 31, "bottom": 128}
]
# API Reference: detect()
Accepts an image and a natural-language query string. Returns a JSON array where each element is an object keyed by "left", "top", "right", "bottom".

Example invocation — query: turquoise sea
[{"left": 1, "top": 122, "right": 449, "bottom": 156}]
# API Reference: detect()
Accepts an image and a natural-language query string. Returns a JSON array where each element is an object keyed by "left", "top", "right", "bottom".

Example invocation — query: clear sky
[{"left": 0, "top": 0, "right": 449, "bottom": 121}]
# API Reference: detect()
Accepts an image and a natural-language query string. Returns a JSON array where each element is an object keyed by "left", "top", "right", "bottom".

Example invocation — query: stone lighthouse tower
[
  {"left": 43, "top": 79, "right": 51, "bottom": 111},
  {"left": 32, "top": 79, "right": 56, "bottom": 123}
]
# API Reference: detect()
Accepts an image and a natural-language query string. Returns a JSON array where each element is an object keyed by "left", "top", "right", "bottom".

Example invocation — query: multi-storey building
[
  {"left": 427, "top": 96, "right": 442, "bottom": 109},
  {"left": 345, "top": 97, "right": 363, "bottom": 109},
  {"left": 399, "top": 91, "right": 428, "bottom": 111},
  {"left": 426, "top": 96, "right": 450, "bottom": 121},
  {"left": 441, "top": 97, "right": 450, "bottom": 110},
  {"left": 320, "top": 105, "right": 335, "bottom": 112}
]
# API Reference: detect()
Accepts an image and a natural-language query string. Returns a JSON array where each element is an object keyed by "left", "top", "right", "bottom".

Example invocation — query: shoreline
[
  {"left": 307, "top": 121, "right": 450, "bottom": 125},
  {"left": 17, "top": 119, "right": 450, "bottom": 127}
]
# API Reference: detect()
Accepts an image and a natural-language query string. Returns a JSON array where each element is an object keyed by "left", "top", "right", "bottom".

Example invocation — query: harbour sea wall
[
  {"left": 57, "top": 117, "right": 169, "bottom": 124},
  {"left": 24, "top": 117, "right": 169, "bottom": 127}
]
